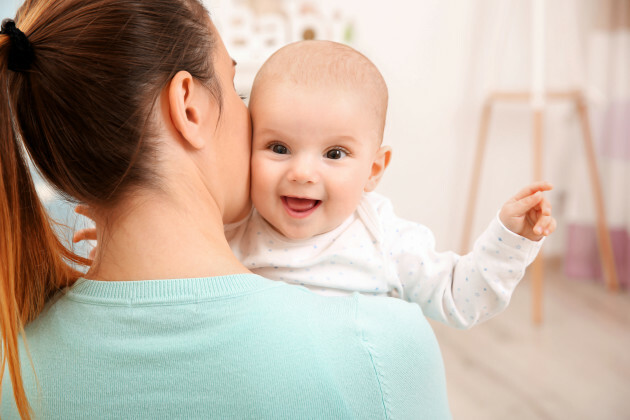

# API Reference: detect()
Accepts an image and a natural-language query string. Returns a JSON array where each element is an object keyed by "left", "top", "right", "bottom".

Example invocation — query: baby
[
  {"left": 224, "top": 40, "right": 556, "bottom": 329},
  {"left": 76, "top": 41, "right": 555, "bottom": 330}
]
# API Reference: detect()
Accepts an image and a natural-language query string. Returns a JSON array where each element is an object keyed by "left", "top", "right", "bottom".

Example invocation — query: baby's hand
[
  {"left": 73, "top": 205, "right": 98, "bottom": 260},
  {"left": 499, "top": 181, "right": 556, "bottom": 241}
]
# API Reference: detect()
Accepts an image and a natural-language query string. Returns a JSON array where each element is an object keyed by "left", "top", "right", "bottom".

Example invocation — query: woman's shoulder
[
  {"left": 8, "top": 277, "right": 450, "bottom": 419},
  {"left": 256, "top": 284, "right": 451, "bottom": 418},
  {"left": 352, "top": 293, "right": 451, "bottom": 418}
]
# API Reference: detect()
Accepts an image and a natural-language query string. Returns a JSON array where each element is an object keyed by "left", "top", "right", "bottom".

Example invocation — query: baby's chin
[
  {"left": 262, "top": 217, "right": 331, "bottom": 241},
  {"left": 254, "top": 202, "right": 352, "bottom": 240},
  {"left": 273, "top": 224, "right": 320, "bottom": 241}
]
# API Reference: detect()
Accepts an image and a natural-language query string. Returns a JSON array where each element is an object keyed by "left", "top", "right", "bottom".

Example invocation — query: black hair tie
[{"left": 1, "top": 18, "right": 34, "bottom": 72}]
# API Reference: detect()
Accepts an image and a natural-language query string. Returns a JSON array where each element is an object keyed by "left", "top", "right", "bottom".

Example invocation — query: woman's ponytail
[{"left": 0, "top": 34, "right": 88, "bottom": 420}]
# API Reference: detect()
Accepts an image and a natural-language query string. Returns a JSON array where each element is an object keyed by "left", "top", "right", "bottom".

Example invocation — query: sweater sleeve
[
  {"left": 355, "top": 294, "right": 452, "bottom": 420},
  {"left": 379, "top": 199, "right": 543, "bottom": 329}
]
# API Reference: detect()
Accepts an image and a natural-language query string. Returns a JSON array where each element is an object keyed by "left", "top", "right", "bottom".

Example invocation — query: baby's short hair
[{"left": 251, "top": 40, "right": 388, "bottom": 140}]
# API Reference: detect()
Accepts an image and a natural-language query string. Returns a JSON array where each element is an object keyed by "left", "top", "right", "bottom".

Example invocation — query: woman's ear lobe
[
  {"left": 168, "top": 70, "right": 207, "bottom": 149},
  {"left": 364, "top": 145, "right": 392, "bottom": 192}
]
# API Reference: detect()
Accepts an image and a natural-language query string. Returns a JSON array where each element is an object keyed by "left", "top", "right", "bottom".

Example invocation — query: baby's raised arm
[{"left": 381, "top": 182, "right": 555, "bottom": 329}]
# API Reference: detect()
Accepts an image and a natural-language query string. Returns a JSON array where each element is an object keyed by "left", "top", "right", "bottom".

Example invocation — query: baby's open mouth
[{"left": 282, "top": 196, "right": 321, "bottom": 218}]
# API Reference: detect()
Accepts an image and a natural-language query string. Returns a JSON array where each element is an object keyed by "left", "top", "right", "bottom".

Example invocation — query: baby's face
[{"left": 250, "top": 81, "right": 383, "bottom": 240}]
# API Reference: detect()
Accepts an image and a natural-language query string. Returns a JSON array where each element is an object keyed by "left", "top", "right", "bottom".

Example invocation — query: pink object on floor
[{"left": 564, "top": 223, "right": 628, "bottom": 288}]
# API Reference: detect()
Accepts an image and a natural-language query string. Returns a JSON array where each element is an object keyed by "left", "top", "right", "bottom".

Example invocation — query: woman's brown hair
[{"left": 0, "top": 0, "right": 221, "bottom": 417}]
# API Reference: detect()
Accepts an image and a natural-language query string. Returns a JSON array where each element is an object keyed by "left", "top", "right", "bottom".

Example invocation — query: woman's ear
[
  {"left": 364, "top": 145, "right": 392, "bottom": 192},
  {"left": 168, "top": 70, "right": 211, "bottom": 149}
]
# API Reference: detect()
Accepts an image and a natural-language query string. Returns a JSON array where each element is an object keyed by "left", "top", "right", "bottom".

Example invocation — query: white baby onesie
[{"left": 224, "top": 192, "right": 542, "bottom": 329}]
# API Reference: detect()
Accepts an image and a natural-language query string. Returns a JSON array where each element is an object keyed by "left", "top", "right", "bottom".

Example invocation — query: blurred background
[{"left": 1, "top": 0, "right": 628, "bottom": 418}]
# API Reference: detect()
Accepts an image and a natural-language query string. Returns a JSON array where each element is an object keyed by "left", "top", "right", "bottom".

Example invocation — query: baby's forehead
[
  {"left": 251, "top": 41, "right": 388, "bottom": 135},
  {"left": 251, "top": 84, "right": 384, "bottom": 149},
  {"left": 254, "top": 76, "right": 376, "bottom": 109},
  {"left": 253, "top": 41, "right": 386, "bottom": 98}
]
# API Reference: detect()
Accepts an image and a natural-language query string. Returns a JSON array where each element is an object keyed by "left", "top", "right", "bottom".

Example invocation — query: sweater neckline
[{"left": 66, "top": 274, "right": 276, "bottom": 305}]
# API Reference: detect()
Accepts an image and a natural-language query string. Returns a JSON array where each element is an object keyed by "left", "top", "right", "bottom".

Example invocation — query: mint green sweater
[{"left": 2, "top": 274, "right": 450, "bottom": 419}]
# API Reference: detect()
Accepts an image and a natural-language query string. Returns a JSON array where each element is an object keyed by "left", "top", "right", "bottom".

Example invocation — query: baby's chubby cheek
[{"left": 249, "top": 163, "right": 268, "bottom": 204}]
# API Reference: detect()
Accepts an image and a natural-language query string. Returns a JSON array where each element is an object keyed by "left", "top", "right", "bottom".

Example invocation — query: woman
[{"left": 0, "top": 0, "right": 451, "bottom": 418}]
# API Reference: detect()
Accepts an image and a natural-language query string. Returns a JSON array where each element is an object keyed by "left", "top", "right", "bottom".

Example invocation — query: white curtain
[{"left": 564, "top": 0, "right": 629, "bottom": 288}]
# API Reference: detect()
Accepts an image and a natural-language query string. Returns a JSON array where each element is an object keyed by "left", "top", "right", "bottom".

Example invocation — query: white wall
[
  {"left": 349, "top": 1, "right": 477, "bottom": 253},
  {"left": 332, "top": 0, "right": 589, "bottom": 256}
]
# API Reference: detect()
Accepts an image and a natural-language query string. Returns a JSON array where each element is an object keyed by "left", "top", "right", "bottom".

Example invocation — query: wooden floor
[{"left": 430, "top": 259, "right": 630, "bottom": 420}]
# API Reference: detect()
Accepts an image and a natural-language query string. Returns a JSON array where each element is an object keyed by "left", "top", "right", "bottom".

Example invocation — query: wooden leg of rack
[
  {"left": 461, "top": 100, "right": 493, "bottom": 254},
  {"left": 575, "top": 96, "right": 619, "bottom": 291},
  {"left": 532, "top": 108, "right": 545, "bottom": 324}
]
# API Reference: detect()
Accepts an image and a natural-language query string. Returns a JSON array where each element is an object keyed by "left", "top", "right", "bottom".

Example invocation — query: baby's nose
[{"left": 288, "top": 157, "right": 320, "bottom": 184}]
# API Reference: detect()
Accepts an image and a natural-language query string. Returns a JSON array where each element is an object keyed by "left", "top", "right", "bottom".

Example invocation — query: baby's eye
[
  {"left": 270, "top": 144, "right": 289, "bottom": 154},
  {"left": 325, "top": 148, "right": 347, "bottom": 160}
]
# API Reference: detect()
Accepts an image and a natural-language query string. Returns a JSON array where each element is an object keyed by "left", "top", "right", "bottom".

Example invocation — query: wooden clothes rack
[{"left": 460, "top": 89, "right": 619, "bottom": 324}]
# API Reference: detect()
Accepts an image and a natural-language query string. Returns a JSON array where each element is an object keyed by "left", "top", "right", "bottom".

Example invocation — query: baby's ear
[{"left": 364, "top": 145, "right": 392, "bottom": 192}]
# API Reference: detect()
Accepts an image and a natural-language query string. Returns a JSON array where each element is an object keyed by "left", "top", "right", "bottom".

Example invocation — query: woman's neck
[{"left": 87, "top": 192, "right": 249, "bottom": 282}]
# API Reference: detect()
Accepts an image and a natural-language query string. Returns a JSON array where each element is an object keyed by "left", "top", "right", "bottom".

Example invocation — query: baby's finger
[
  {"left": 538, "top": 197, "right": 552, "bottom": 216},
  {"left": 75, "top": 204, "right": 94, "bottom": 220},
  {"left": 73, "top": 228, "right": 97, "bottom": 243},
  {"left": 534, "top": 215, "right": 556, "bottom": 236},
  {"left": 509, "top": 191, "right": 544, "bottom": 216},
  {"left": 512, "top": 181, "right": 553, "bottom": 201},
  {"left": 542, "top": 216, "right": 557, "bottom": 236},
  {"left": 533, "top": 214, "right": 549, "bottom": 235}
]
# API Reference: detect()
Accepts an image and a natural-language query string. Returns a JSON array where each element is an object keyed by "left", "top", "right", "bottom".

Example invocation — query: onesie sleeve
[
  {"left": 355, "top": 294, "right": 452, "bottom": 419},
  {"left": 380, "top": 199, "right": 543, "bottom": 329}
]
